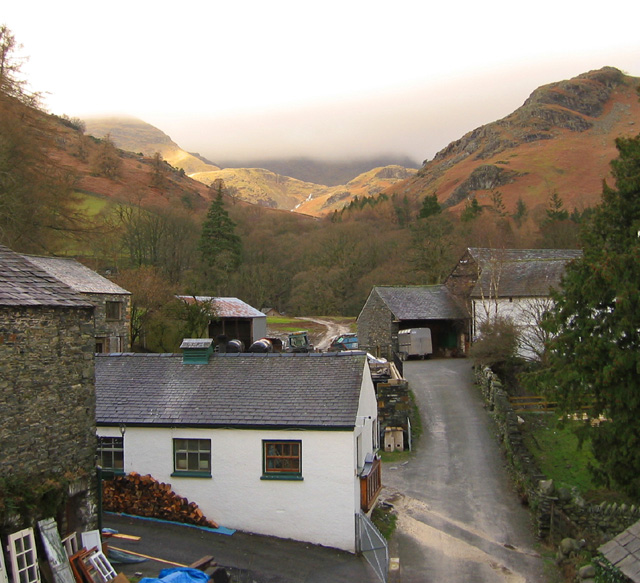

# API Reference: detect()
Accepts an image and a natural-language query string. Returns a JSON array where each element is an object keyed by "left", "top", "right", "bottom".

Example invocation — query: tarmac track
[{"left": 382, "top": 358, "right": 548, "bottom": 582}]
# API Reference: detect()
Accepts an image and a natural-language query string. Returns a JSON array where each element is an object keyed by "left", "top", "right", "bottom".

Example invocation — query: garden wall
[{"left": 475, "top": 366, "right": 640, "bottom": 547}]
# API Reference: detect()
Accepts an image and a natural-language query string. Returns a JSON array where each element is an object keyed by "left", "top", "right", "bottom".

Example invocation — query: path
[
  {"left": 382, "top": 359, "right": 547, "bottom": 582},
  {"left": 299, "top": 317, "right": 352, "bottom": 351}
]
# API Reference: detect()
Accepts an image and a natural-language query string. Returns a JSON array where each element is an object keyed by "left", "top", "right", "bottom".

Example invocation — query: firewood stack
[{"left": 102, "top": 472, "right": 219, "bottom": 528}]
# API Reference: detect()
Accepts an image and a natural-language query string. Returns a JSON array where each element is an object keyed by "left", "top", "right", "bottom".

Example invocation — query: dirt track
[{"left": 298, "top": 317, "right": 353, "bottom": 351}]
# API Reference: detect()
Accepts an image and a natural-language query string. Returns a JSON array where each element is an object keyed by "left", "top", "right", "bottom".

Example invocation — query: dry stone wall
[{"left": 475, "top": 366, "right": 640, "bottom": 547}]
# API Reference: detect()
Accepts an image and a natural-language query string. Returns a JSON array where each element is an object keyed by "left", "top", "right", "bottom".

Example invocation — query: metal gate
[{"left": 356, "top": 512, "right": 389, "bottom": 583}]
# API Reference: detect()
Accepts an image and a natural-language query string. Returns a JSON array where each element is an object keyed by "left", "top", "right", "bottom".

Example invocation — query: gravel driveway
[{"left": 382, "top": 359, "right": 549, "bottom": 582}]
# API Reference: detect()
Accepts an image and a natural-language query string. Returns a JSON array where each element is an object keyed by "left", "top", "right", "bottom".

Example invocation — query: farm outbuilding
[
  {"left": 177, "top": 296, "right": 267, "bottom": 350},
  {"left": 357, "top": 285, "right": 469, "bottom": 359}
]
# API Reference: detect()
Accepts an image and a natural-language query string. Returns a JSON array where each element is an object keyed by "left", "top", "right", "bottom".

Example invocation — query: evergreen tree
[
  {"left": 529, "top": 134, "right": 640, "bottom": 497},
  {"left": 418, "top": 194, "right": 441, "bottom": 219},
  {"left": 198, "top": 183, "right": 242, "bottom": 292}
]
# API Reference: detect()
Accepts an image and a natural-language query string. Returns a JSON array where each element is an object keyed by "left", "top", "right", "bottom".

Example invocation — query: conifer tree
[
  {"left": 198, "top": 182, "right": 242, "bottom": 293},
  {"left": 530, "top": 134, "right": 640, "bottom": 497}
]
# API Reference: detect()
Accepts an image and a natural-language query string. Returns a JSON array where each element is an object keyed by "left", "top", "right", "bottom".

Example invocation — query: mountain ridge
[{"left": 388, "top": 66, "right": 639, "bottom": 216}]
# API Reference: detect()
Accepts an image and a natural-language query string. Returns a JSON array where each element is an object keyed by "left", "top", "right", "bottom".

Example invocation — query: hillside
[
  {"left": 387, "top": 67, "right": 640, "bottom": 217},
  {"left": 84, "top": 117, "right": 418, "bottom": 213},
  {"left": 84, "top": 116, "right": 221, "bottom": 175},
  {"left": 216, "top": 155, "right": 420, "bottom": 186}
]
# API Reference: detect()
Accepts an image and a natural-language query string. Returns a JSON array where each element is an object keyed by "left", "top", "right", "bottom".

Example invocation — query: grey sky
[{"left": 4, "top": 1, "right": 639, "bottom": 163}]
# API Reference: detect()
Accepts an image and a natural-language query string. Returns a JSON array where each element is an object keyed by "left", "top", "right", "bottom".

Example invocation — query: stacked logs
[{"left": 103, "top": 472, "right": 219, "bottom": 528}]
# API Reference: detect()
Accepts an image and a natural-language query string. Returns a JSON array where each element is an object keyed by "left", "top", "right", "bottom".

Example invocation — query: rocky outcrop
[{"left": 445, "top": 164, "right": 522, "bottom": 207}]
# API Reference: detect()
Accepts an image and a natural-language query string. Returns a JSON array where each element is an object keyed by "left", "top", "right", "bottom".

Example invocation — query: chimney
[{"left": 180, "top": 338, "right": 213, "bottom": 364}]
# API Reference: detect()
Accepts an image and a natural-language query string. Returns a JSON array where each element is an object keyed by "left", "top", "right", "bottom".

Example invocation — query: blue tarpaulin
[{"left": 140, "top": 568, "right": 211, "bottom": 583}]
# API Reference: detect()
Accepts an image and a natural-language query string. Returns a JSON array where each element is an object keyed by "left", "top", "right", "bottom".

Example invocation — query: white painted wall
[
  {"left": 98, "top": 361, "right": 379, "bottom": 552},
  {"left": 252, "top": 316, "right": 267, "bottom": 342},
  {"left": 472, "top": 296, "right": 553, "bottom": 360}
]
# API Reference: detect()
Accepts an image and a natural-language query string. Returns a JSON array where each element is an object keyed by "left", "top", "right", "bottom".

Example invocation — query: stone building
[
  {"left": 445, "top": 248, "right": 582, "bottom": 359},
  {"left": 357, "top": 285, "right": 469, "bottom": 359},
  {"left": 23, "top": 255, "right": 131, "bottom": 353},
  {"left": 0, "top": 245, "right": 97, "bottom": 535}
]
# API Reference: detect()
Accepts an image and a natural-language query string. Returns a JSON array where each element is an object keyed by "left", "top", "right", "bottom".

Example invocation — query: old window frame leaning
[
  {"left": 261, "top": 440, "right": 303, "bottom": 480},
  {"left": 172, "top": 438, "right": 211, "bottom": 478},
  {"left": 97, "top": 436, "right": 124, "bottom": 473},
  {"left": 105, "top": 301, "right": 122, "bottom": 321}
]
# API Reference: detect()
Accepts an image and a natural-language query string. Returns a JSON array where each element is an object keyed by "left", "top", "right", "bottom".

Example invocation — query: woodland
[{"left": 0, "top": 25, "right": 593, "bottom": 351}]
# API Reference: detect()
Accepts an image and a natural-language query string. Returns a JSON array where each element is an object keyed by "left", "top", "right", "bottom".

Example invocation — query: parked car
[{"left": 329, "top": 333, "right": 358, "bottom": 352}]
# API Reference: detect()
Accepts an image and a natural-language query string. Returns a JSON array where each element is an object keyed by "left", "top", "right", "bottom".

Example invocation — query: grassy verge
[{"left": 519, "top": 412, "right": 634, "bottom": 505}]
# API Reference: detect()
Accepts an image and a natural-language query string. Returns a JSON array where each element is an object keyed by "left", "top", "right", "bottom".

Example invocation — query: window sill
[
  {"left": 260, "top": 474, "right": 303, "bottom": 481},
  {"left": 171, "top": 471, "right": 212, "bottom": 479}
]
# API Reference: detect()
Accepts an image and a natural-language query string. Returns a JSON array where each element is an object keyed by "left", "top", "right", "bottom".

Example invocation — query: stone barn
[
  {"left": 0, "top": 245, "right": 97, "bottom": 535},
  {"left": 357, "top": 285, "right": 469, "bottom": 359}
]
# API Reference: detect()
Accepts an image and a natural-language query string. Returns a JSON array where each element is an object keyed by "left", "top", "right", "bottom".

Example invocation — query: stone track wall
[{"left": 475, "top": 366, "right": 640, "bottom": 547}]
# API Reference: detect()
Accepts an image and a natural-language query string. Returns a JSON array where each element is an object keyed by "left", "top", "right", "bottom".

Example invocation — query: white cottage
[
  {"left": 95, "top": 347, "right": 381, "bottom": 552},
  {"left": 445, "top": 248, "right": 582, "bottom": 359}
]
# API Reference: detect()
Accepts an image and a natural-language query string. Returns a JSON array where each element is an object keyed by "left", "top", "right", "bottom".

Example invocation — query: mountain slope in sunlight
[
  {"left": 386, "top": 66, "right": 640, "bottom": 217},
  {"left": 84, "top": 116, "right": 220, "bottom": 175}
]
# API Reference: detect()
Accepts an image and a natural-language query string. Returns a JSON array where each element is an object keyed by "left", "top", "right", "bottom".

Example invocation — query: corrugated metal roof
[
  {"left": 177, "top": 296, "right": 265, "bottom": 318},
  {"left": 23, "top": 255, "right": 130, "bottom": 295},
  {"left": 95, "top": 352, "right": 366, "bottom": 429},
  {"left": 0, "top": 245, "right": 93, "bottom": 308},
  {"left": 600, "top": 520, "right": 640, "bottom": 582},
  {"left": 374, "top": 285, "right": 469, "bottom": 320}
]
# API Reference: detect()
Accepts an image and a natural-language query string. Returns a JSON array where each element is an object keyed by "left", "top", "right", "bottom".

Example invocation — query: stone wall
[
  {"left": 90, "top": 292, "right": 131, "bottom": 352},
  {"left": 475, "top": 366, "right": 640, "bottom": 547},
  {"left": 0, "top": 305, "right": 98, "bottom": 533},
  {"left": 357, "top": 290, "right": 397, "bottom": 359}
]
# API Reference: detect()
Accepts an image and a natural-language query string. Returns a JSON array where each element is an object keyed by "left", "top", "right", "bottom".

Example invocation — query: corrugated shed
[
  {"left": 96, "top": 352, "right": 366, "bottom": 429},
  {"left": 0, "top": 245, "right": 93, "bottom": 308},
  {"left": 374, "top": 285, "right": 469, "bottom": 320},
  {"left": 177, "top": 296, "right": 265, "bottom": 319},
  {"left": 23, "top": 255, "right": 130, "bottom": 295}
]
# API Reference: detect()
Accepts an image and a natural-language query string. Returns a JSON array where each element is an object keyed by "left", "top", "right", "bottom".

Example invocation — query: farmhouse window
[
  {"left": 262, "top": 440, "right": 302, "bottom": 480},
  {"left": 105, "top": 301, "right": 122, "bottom": 321},
  {"left": 97, "top": 437, "right": 124, "bottom": 472},
  {"left": 173, "top": 438, "right": 211, "bottom": 477}
]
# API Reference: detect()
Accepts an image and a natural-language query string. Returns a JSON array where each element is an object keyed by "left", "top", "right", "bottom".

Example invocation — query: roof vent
[{"left": 180, "top": 338, "right": 213, "bottom": 364}]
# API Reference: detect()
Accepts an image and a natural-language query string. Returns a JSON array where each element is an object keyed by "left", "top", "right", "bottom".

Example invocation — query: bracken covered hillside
[{"left": 387, "top": 67, "right": 640, "bottom": 217}]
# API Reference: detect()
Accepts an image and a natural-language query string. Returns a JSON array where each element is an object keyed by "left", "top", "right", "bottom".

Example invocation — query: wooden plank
[
  {"left": 107, "top": 547, "right": 185, "bottom": 567},
  {"left": 37, "top": 518, "right": 76, "bottom": 583}
]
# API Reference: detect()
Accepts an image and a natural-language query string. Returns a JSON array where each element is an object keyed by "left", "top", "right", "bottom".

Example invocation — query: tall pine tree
[
  {"left": 198, "top": 182, "right": 242, "bottom": 293},
  {"left": 531, "top": 134, "right": 640, "bottom": 497}
]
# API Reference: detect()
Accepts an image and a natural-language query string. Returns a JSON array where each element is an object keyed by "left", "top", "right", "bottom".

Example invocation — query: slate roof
[
  {"left": 468, "top": 248, "right": 583, "bottom": 298},
  {"left": 468, "top": 248, "right": 583, "bottom": 264},
  {"left": 95, "top": 352, "right": 367, "bottom": 429},
  {"left": 22, "top": 255, "right": 130, "bottom": 295},
  {"left": 374, "top": 285, "right": 469, "bottom": 320},
  {"left": 599, "top": 520, "right": 640, "bottom": 582},
  {"left": 177, "top": 296, "right": 265, "bottom": 319},
  {"left": 0, "top": 245, "right": 93, "bottom": 308}
]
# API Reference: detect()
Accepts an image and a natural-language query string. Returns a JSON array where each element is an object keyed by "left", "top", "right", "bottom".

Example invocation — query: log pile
[{"left": 103, "top": 472, "right": 219, "bottom": 528}]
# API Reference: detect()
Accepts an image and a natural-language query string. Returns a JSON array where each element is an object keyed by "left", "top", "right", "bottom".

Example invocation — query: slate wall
[
  {"left": 0, "top": 305, "right": 98, "bottom": 533},
  {"left": 357, "top": 290, "right": 398, "bottom": 359},
  {"left": 90, "top": 292, "right": 131, "bottom": 352}
]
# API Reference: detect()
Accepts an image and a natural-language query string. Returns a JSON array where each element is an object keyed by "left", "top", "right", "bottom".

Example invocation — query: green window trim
[
  {"left": 262, "top": 439, "right": 302, "bottom": 479},
  {"left": 260, "top": 474, "right": 304, "bottom": 481},
  {"left": 173, "top": 438, "right": 211, "bottom": 475},
  {"left": 171, "top": 471, "right": 212, "bottom": 479}
]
